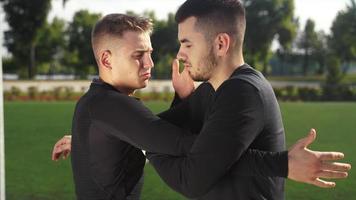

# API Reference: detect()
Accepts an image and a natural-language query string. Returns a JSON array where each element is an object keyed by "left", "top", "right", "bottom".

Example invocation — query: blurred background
[{"left": 1, "top": 0, "right": 355, "bottom": 199}]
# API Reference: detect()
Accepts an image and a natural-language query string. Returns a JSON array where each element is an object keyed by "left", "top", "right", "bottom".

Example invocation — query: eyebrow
[{"left": 134, "top": 48, "right": 153, "bottom": 53}]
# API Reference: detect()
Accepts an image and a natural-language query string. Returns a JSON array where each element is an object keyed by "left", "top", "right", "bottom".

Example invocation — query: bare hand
[
  {"left": 288, "top": 129, "right": 351, "bottom": 188},
  {"left": 51, "top": 135, "right": 72, "bottom": 161},
  {"left": 172, "top": 58, "right": 195, "bottom": 99}
]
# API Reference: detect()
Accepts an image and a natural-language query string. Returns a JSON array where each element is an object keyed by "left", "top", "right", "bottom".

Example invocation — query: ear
[
  {"left": 100, "top": 50, "right": 112, "bottom": 70},
  {"left": 215, "top": 33, "right": 231, "bottom": 57}
]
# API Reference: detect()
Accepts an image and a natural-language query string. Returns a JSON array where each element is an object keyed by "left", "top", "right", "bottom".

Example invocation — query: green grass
[
  {"left": 267, "top": 73, "right": 356, "bottom": 84},
  {"left": 4, "top": 101, "right": 356, "bottom": 199}
]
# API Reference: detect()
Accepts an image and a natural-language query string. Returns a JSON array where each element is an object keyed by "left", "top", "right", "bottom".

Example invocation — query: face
[
  {"left": 177, "top": 17, "right": 217, "bottom": 81},
  {"left": 110, "top": 31, "right": 154, "bottom": 93}
]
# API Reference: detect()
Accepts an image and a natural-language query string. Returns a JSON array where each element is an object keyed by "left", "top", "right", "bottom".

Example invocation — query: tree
[
  {"left": 35, "top": 17, "right": 74, "bottom": 75},
  {"left": 150, "top": 13, "right": 179, "bottom": 79},
  {"left": 313, "top": 31, "right": 328, "bottom": 75},
  {"left": 0, "top": 0, "right": 51, "bottom": 78},
  {"left": 65, "top": 10, "right": 101, "bottom": 78},
  {"left": 297, "top": 19, "right": 318, "bottom": 75},
  {"left": 0, "top": 0, "right": 70, "bottom": 79},
  {"left": 329, "top": 0, "right": 356, "bottom": 72},
  {"left": 323, "top": 56, "right": 344, "bottom": 100},
  {"left": 36, "top": 18, "right": 66, "bottom": 69},
  {"left": 243, "top": 0, "right": 297, "bottom": 75}
]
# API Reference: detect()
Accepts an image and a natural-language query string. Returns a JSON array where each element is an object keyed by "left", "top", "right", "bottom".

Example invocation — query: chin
[
  {"left": 138, "top": 80, "right": 149, "bottom": 88},
  {"left": 191, "top": 73, "right": 208, "bottom": 82}
]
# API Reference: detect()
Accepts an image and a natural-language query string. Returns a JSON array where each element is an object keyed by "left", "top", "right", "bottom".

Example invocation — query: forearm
[
  {"left": 158, "top": 82, "right": 214, "bottom": 134},
  {"left": 229, "top": 149, "right": 289, "bottom": 177},
  {"left": 157, "top": 95, "right": 191, "bottom": 128},
  {"left": 147, "top": 151, "right": 235, "bottom": 198},
  {"left": 91, "top": 95, "right": 195, "bottom": 156}
]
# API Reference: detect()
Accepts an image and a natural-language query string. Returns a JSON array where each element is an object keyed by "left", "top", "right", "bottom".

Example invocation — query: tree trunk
[
  {"left": 29, "top": 42, "right": 36, "bottom": 79},
  {"left": 303, "top": 49, "right": 309, "bottom": 76}
]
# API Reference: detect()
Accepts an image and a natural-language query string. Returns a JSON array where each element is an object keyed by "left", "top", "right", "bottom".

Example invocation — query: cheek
[{"left": 126, "top": 61, "right": 142, "bottom": 83}]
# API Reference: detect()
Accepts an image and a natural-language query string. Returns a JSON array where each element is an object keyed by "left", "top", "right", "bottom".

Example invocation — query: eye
[
  {"left": 133, "top": 53, "right": 144, "bottom": 59},
  {"left": 185, "top": 45, "right": 192, "bottom": 48}
]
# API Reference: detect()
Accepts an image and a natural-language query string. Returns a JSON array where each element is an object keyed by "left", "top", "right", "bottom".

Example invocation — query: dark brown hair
[{"left": 176, "top": 0, "right": 246, "bottom": 51}]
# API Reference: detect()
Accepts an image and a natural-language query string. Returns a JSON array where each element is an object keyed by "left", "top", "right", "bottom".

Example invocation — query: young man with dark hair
[
  {"left": 52, "top": 4, "right": 350, "bottom": 200},
  {"left": 146, "top": 0, "right": 351, "bottom": 199}
]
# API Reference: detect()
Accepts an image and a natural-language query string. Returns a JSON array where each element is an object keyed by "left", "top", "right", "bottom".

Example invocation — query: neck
[
  {"left": 208, "top": 54, "right": 244, "bottom": 90},
  {"left": 115, "top": 86, "right": 135, "bottom": 96},
  {"left": 99, "top": 74, "right": 135, "bottom": 96}
]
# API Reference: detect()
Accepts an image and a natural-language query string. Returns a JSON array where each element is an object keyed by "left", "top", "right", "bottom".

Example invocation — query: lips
[{"left": 141, "top": 72, "right": 151, "bottom": 79}]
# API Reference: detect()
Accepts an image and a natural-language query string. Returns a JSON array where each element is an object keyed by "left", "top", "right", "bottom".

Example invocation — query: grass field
[
  {"left": 267, "top": 73, "right": 356, "bottom": 83},
  {"left": 4, "top": 101, "right": 356, "bottom": 200}
]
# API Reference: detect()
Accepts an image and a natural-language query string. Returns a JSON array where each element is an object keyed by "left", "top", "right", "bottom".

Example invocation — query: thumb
[
  {"left": 299, "top": 128, "right": 317, "bottom": 148},
  {"left": 172, "top": 59, "right": 180, "bottom": 79}
]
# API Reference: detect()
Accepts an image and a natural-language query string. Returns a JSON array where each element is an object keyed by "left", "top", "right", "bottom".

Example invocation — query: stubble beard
[{"left": 190, "top": 46, "right": 217, "bottom": 82}]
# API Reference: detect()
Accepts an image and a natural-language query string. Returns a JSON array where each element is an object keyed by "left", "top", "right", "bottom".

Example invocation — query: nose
[
  {"left": 143, "top": 54, "right": 154, "bottom": 69},
  {"left": 177, "top": 47, "right": 187, "bottom": 63}
]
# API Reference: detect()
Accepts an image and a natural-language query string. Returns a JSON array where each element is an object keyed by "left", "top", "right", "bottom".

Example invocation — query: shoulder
[
  {"left": 212, "top": 77, "right": 264, "bottom": 112},
  {"left": 86, "top": 89, "right": 144, "bottom": 116},
  {"left": 216, "top": 78, "right": 260, "bottom": 98}
]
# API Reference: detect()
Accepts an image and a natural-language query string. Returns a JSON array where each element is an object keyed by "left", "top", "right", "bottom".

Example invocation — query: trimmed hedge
[{"left": 3, "top": 85, "right": 356, "bottom": 102}]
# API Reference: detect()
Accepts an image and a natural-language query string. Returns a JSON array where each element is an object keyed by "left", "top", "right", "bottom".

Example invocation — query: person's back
[
  {"left": 198, "top": 65, "right": 285, "bottom": 200},
  {"left": 71, "top": 80, "right": 145, "bottom": 200}
]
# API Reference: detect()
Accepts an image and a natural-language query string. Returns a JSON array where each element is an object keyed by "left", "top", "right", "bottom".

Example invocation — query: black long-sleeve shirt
[
  {"left": 71, "top": 80, "right": 196, "bottom": 200},
  {"left": 147, "top": 64, "right": 287, "bottom": 200},
  {"left": 71, "top": 67, "right": 288, "bottom": 200},
  {"left": 160, "top": 82, "right": 288, "bottom": 179}
]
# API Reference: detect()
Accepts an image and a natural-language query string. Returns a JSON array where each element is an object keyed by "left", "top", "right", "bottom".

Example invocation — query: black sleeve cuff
[
  {"left": 279, "top": 150, "right": 289, "bottom": 178},
  {"left": 170, "top": 92, "right": 182, "bottom": 108}
]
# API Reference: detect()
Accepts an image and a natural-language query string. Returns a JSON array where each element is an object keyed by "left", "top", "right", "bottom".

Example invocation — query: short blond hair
[{"left": 91, "top": 13, "right": 153, "bottom": 60}]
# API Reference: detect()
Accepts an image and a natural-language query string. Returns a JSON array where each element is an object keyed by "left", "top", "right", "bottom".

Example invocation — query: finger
[
  {"left": 52, "top": 141, "right": 70, "bottom": 161},
  {"left": 318, "top": 152, "right": 345, "bottom": 161},
  {"left": 51, "top": 150, "right": 57, "bottom": 161},
  {"left": 171, "top": 59, "right": 180, "bottom": 79},
  {"left": 52, "top": 135, "right": 71, "bottom": 161},
  {"left": 53, "top": 139, "right": 63, "bottom": 150},
  {"left": 63, "top": 150, "right": 71, "bottom": 159},
  {"left": 317, "top": 170, "right": 348, "bottom": 179},
  {"left": 321, "top": 162, "right": 351, "bottom": 172},
  {"left": 64, "top": 135, "right": 71, "bottom": 139},
  {"left": 296, "top": 128, "right": 317, "bottom": 148},
  {"left": 60, "top": 137, "right": 70, "bottom": 145},
  {"left": 60, "top": 143, "right": 71, "bottom": 153},
  {"left": 304, "top": 128, "right": 317, "bottom": 147},
  {"left": 182, "top": 66, "right": 191, "bottom": 78},
  {"left": 52, "top": 152, "right": 62, "bottom": 161},
  {"left": 53, "top": 151, "right": 62, "bottom": 160},
  {"left": 51, "top": 153, "right": 57, "bottom": 161},
  {"left": 312, "top": 178, "right": 336, "bottom": 188},
  {"left": 52, "top": 141, "right": 63, "bottom": 160}
]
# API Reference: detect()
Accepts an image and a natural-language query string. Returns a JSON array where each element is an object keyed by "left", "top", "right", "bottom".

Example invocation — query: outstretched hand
[
  {"left": 288, "top": 129, "right": 351, "bottom": 188},
  {"left": 52, "top": 135, "right": 72, "bottom": 161},
  {"left": 172, "top": 58, "right": 195, "bottom": 99}
]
